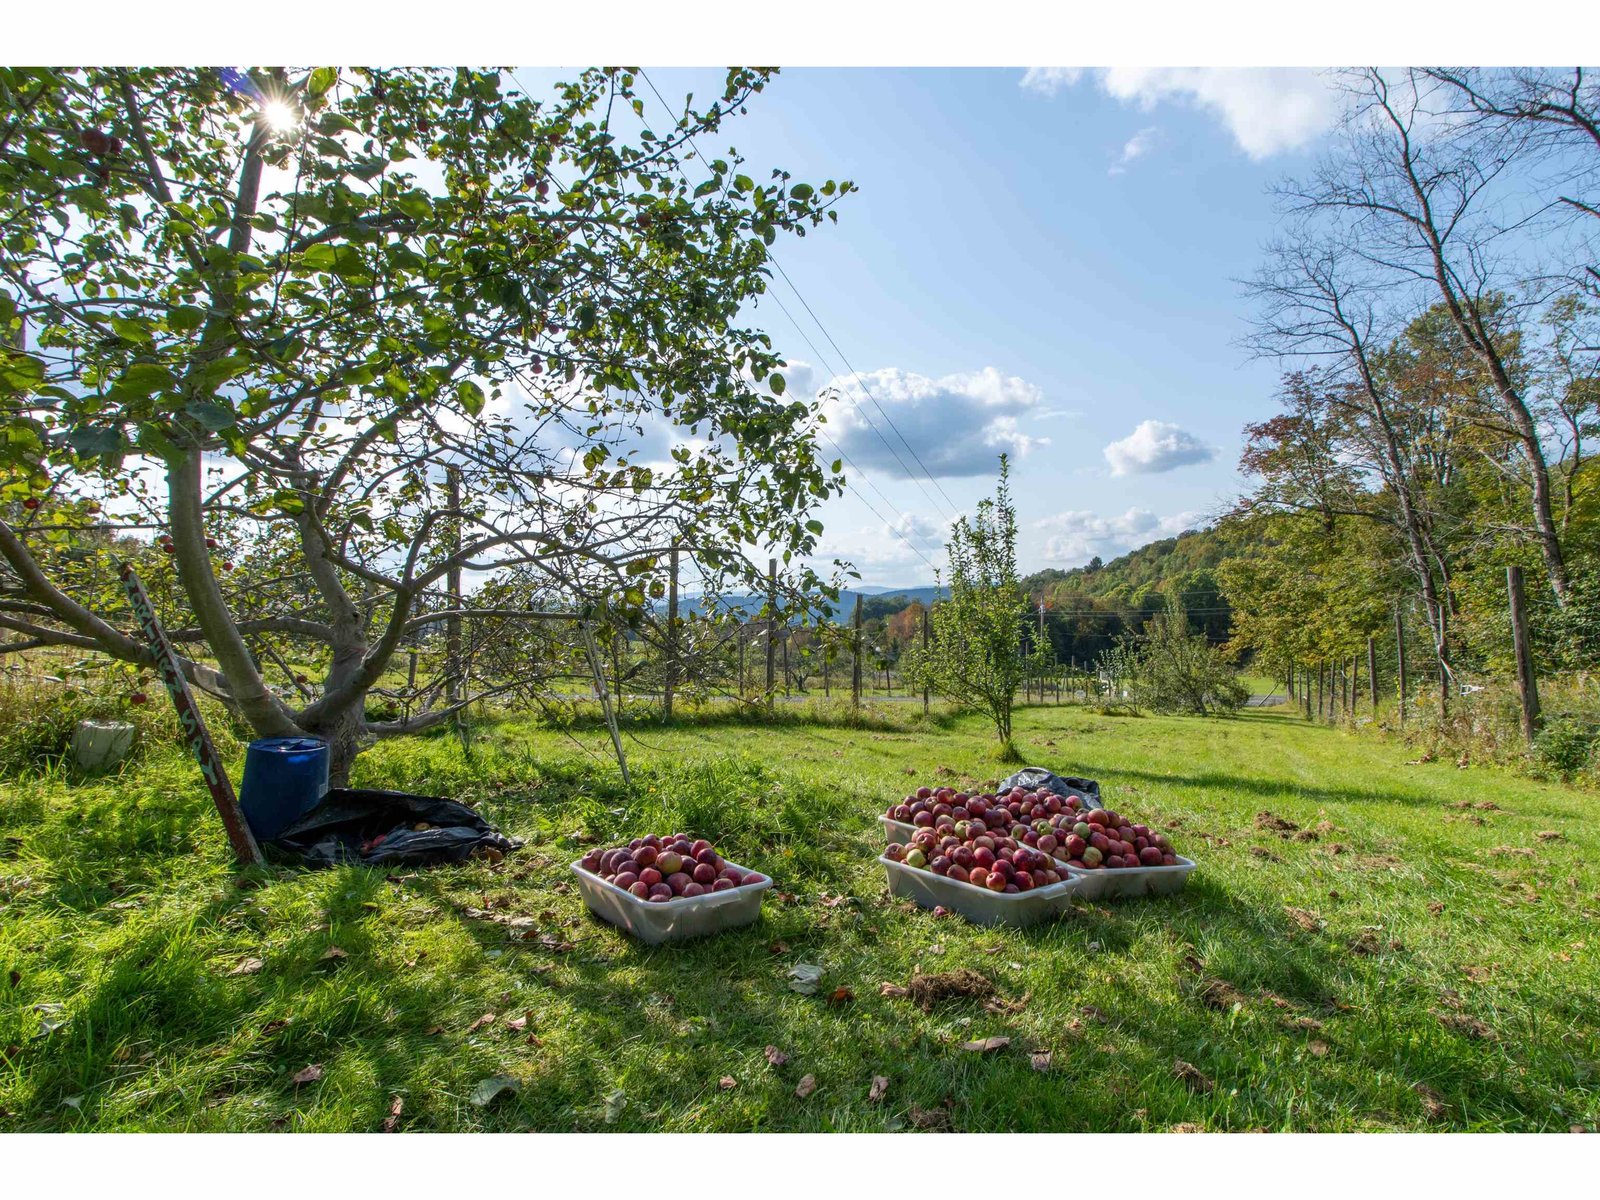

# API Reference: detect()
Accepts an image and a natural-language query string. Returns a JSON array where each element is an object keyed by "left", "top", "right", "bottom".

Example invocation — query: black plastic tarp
[
  {"left": 270, "top": 787, "right": 522, "bottom": 868},
  {"left": 998, "top": 767, "right": 1103, "bottom": 809}
]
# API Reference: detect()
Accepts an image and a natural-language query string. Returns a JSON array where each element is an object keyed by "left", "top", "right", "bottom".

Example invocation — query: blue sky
[{"left": 519, "top": 66, "right": 1348, "bottom": 585}]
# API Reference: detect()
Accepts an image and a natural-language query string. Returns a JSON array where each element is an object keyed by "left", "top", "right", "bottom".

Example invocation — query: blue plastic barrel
[{"left": 239, "top": 737, "right": 330, "bottom": 842}]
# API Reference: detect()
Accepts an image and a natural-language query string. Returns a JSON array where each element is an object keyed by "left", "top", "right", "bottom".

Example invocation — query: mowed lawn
[{"left": 2, "top": 699, "right": 1597, "bottom": 1132}]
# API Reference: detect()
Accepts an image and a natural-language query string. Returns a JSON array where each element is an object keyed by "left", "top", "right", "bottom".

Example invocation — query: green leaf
[
  {"left": 194, "top": 355, "right": 253, "bottom": 390},
  {"left": 805, "top": 519, "right": 824, "bottom": 534},
  {"left": 301, "top": 243, "right": 370, "bottom": 280},
  {"left": 184, "top": 399, "right": 235, "bottom": 431},
  {"left": 769, "top": 373, "right": 785, "bottom": 396},
  {"left": 790, "top": 183, "right": 814, "bottom": 201},
  {"left": 117, "top": 362, "right": 176, "bottom": 397},
  {"left": 308, "top": 67, "right": 338, "bottom": 98},
  {"left": 65, "top": 425, "right": 125, "bottom": 457},
  {"left": 381, "top": 518, "right": 406, "bottom": 543},
  {"left": 0, "top": 351, "right": 45, "bottom": 393},
  {"left": 456, "top": 379, "right": 485, "bottom": 417},
  {"left": 693, "top": 180, "right": 719, "bottom": 198},
  {"left": 318, "top": 113, "right": 357, "bottom": 136},
  {"left": 167, "top": 305, "right": 206, "bottom": 333},
  {"left": 110, "top": 316, "right": 153, "bottom": 344}
]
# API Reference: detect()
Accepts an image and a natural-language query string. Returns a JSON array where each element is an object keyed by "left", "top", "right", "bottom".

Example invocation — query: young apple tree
[
  {"left": 0, "top": 66, "right": 853, "bottom": 782},
  {"left": 901, "top": 456, "right": 1040, "bottom": 757}
]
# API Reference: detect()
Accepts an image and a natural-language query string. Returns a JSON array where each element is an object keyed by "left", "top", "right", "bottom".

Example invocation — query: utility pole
[
  {"left": 1395, "top": 607, "right": 1407, "bottom": 727},
  {"left": 1507, "top": 565, "right": 1540, "bottom": 745},
  {"left": 663, "top": 545, "right": 679, "bottom": 723},
  {"left": 851, "top": 594, "right": 863, "bottom": 708}
]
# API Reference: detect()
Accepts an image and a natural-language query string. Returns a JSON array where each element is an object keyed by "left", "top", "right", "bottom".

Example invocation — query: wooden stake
[
  {"left": 119, "top": 564, "right": 262, "bottom": 867},
  {"left": 851, "top": 593, "right": 863, "bottom": 708},
  {"left": 1367, "top": 635, "right": 1378, "bottom": 716},
  {"left": 1507, "top": 565, "right": 1541, "bottom": 744},
  {"left": 663, "top": 545, "right": 678, "bottom": 723},
  {"left": 1395, "top": 607, "right": 1407, "bottom": 727}
]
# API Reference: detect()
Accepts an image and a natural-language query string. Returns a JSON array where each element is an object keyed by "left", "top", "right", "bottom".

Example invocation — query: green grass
[{"left": 3, "top": 701, "right": 1597, "bottom": 1132}]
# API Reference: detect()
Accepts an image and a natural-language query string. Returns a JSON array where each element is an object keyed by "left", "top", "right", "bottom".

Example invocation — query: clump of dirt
[
  {"left": 1255, "top": 811, "right": 1300, "bottom": 833},
  {"left": 907, "top": 969, "right": 997, "bottom": 1011},
  {"left": 1172, "top": 1059, "right": 1214, "bottom": 1093}
]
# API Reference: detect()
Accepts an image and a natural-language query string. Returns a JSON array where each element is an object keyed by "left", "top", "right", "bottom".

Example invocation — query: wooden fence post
[
  {"left": 663, "top": 545, "right": 678, "bottom": 723},
  {"left": 765, "top": 558, "right": 777, "bottom": 710},
  {"left": 851, "top": 594, "right": 863, "bottom": 708},
  {"left": 1367, "top": 635, "right": 1378, "bottom": 717},
  {"left": 1507, "top": 565, "right": 1540, "bottom": 745},
  {"left": 921, "top": 606, "right": 930, "bottom": 716},
  {"left": 1395, "top": 607, "right": 1407, "bottom": 727}
]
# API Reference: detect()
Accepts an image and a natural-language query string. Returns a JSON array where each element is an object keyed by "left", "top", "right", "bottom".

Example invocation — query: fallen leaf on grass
[
  {"left": 719, "top": 1076, "right": 738, "bottom": 1091},
  {"left": 469, "top": 1075, "right": 521, "bottom": 1107},
  {"left": 1284, "top": 1016, "right": 1324, "bottom": 1033},
  {"left": 868, "top": 1075, "right": 889, "bottom": 1102},
  {"left": 61, "top": 1094, "right": 84, "bottom": 1111},
  {"left": 424, "top": 1025, "right": 446, "bottom": 1036},
  {"left": 787, "top": 963, "right": 824, "bottom": 995},
  {"left": 960, "top": 1036, "right": 1010, "bottom": 1053},
  {"left": 879, "top": 982, "right": 909, "bottom": 998},
  {"left": 1030, "top": 1051, "right": 1052, "bottom": 1072},
  {"left": 827, "top": 986, "right": 855, "bottom": 1006},
  {"left": 506, "top": 1014, "right": 529, "bottom": 1032},
  {"left": 910, "top": 1103, "right": 952, "bottom": 1130},
  {"left": 1536, "top": 830, "right": 1565, "bottom": 842},
  {"left": 1414, "top": 1082, "right": 1449, "bottom": 1120},
  {"left": 764, "top": 1045, "right": 790, "bottom": 1068},
  {"left": 1428, "top": 901, "right": 1445, "bottom": 916},
  {"left": 767, "top": 940, "right": 789, "bottom": 955},
  {"left": 1172, "top": 1060, "right": 1213, "bottom": 1094},
  {"left": 466, "top": 1012, "right": 496, "bottom": 1034},
  {"left": 290, "top": 1064, "right": 323, "bottom": 1086},
  {"left": 983, "top": 991, "right": 1030, "bottom": 1015},
  {"left": 1249, "top": 847, "right": 1282, "bottom": 862},
  {"left": 1432, "top": 1010, "right": 1496, "bottom": 1041},
  {"left": 228, "top": 957, "right": 264, "bottom": 977},
  {"left": 794, "top": 1074, "right": 816, "bottom": 1099},
  {"left": 382, "top": 1096, "right": 403, "bottom": 1133},
  {"left": 319, "top": 945, "right": 347, "bottom": 963},
  {"left": 1284, "top": 907, "right": 1323, "bottom": 932},
  {"left": 1308, "top": 1040, "right": 1331, "bottom": 1058}
]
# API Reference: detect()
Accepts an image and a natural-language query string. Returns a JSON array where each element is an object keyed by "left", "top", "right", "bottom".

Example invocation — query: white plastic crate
[
  {"left": 571, "top": 856, "right": 773, "bottom": 945},
  {"left": 880, "top": 853, "right": 1083, "bottom": 927},
  {"left": 1062, "top": 855, "right": 1197, "bottom": 900}
]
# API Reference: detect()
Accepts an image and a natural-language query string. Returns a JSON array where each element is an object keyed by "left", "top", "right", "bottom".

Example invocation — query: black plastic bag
[
  {"left": 270, "top": 788, "right": 522, "bottom": 868},
  {"left": 998, "top": 767, "right": 1103, "bottom": 809}
]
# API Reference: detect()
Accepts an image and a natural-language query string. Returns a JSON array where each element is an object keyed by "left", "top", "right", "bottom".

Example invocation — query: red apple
[
  {"left": 692, "top": 862, "right": 717, "bottom": 885},
  {"left": 656, "top": 850, "right": 684, "bottom": 875},
  {"left": 741, "top": 873, "right": 765, "bottom": 887},
  {"left": 985, "top": 870, "right": 1008, "bottom": 892},
  {"left": 615, "top": 872, "right": 639, "bottom": 890},
  {"left": 713, "top": 878, "right": 735, "bottom": 891},
  {"left": 667, "top": 872, "right": 692, "bottom": 895},
  {"left": 682, "top": 882, "right": 706, "bottom": 898},
  {"left": 1140, "top": 846, "right": 1163, "bottom": 866}
]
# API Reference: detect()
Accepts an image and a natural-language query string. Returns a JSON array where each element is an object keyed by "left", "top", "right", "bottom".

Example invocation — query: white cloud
[
  {"left": 1034, "top": 507, "right": 1199, "bottom": 566},
  {"left": 1108, "top": 126, "right": 1159, "bottom": 176},
  {"left": 1023, "top": 67, "right": 1340, "bottom": 159},
  {"left": 1020, "top": 68, "right": 1085, "bottom": 96},
  {"left": 817, "top": 366, "right": 1049, "bottom": 478},
  {"left": 1103, "top": 420, "right": 1215, "bottom": 476}
]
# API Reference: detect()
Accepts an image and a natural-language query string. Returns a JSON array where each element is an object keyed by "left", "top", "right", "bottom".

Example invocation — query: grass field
[{"left": 2, "top": 698, "right": 1597, "bottom": 1132}]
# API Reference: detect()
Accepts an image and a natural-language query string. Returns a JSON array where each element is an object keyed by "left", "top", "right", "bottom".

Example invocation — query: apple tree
[{"left": 0, "top": 66, "right": 853, "bottom": 782}]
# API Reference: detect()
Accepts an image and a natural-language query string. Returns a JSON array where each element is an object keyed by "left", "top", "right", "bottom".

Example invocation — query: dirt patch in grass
[{"left": 906, "top": 969, "right": 996, "bottom": 1011}]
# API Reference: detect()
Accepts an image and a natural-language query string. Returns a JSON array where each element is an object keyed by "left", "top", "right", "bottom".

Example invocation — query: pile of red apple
[
  {"left": 1043, "top": 806, "right": 1178, "bottom": 870},
  {"left": 884, "top": 820, "right": 1066, "bottom": 895},
  {"left": 580, "top": 834, "right": 766, "bottom": 902},
  {"left": 889, "top": 784, "right": 1075, "bottom": 838}
]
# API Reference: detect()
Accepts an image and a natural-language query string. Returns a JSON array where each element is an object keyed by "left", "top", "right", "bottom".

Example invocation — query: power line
[
  {"left": 636, "top": 69, "right": 962, "bottom": 530},
  {"left": 627, "top": 69, "right": 950, "bottom": 577}
]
